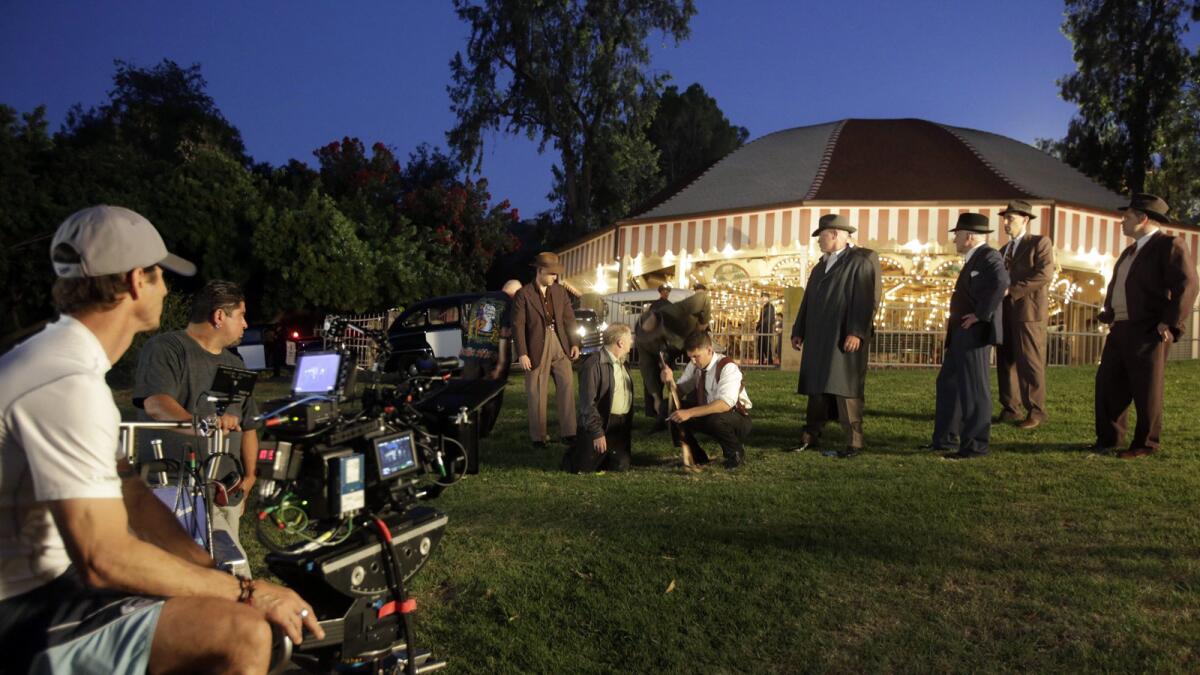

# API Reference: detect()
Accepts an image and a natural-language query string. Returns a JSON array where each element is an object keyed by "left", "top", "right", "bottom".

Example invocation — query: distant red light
[{"left": 291, "top": 331, "right": 300, "bottom": 339}]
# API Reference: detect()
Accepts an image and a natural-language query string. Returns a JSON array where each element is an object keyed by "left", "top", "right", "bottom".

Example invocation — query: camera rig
[{"left": 254, "top": 317, "right": 468, "bottom": 674}]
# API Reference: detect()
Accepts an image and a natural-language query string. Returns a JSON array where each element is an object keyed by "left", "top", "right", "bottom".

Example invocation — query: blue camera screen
[
  {"left": 374, "top": 432, "right": 417, "bottom": 480},
  {"left": 292, "top": 352, "right": 341, "bottom": 394}
]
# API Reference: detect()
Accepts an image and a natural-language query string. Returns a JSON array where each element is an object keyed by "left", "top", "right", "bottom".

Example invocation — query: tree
[
  {"left": 1146, "top": 52, "right": 1200, "bottom": 224},
  {"left": 63, "top": 59, "right": 247, "bottom": 166},
  {"left": 0, "top": 106, "right": 57, "bottom": 336},
  {"left": 448, "top": 0, "right": 696, "bottom": 238},
  {"left": 646, "top": 83, "right": 749, "bottom": 193},
  {"left": 1055, "top": 0, "right": 1194, "bottom": 194}
]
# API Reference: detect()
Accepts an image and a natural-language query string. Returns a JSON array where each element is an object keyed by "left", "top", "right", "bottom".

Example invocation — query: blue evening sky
[{"left": 2, "top": 1, "right": 1195, "bottom": 217}]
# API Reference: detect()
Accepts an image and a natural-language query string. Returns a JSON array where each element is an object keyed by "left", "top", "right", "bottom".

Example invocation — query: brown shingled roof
[{"left": 812, "top": 119, "right": 1032, "bottom": 201}]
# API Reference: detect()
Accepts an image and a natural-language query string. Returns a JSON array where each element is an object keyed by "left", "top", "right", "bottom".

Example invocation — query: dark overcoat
[{"left": 792, "top": 247, "right": 882, "bottom": 398}]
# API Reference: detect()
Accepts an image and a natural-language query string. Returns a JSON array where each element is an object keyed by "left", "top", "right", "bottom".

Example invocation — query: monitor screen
[
  {"left": 292, "top": 351, "right": 342, "bottom": 395},
  {"left": 373, "top": 432, "right": 418, "bottom": 481}
]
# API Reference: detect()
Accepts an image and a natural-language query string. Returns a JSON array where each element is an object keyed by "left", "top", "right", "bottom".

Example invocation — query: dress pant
[
  {"left": 680, "top": 409, "right": 752, "bottom": 463},
  {"left": 526, "top": 327, "right": 576, "bottom": 442},
  {"left": 1094, "top": 321, "right": 1169, "bottom": 451},
  {"left": 570, "top": 413, "right": 632, "bottom": 472},
  {"left": 997, "top": 320, "right": 1047, "bottom": 421},
  {"left": 933, "top": 326, "right": 993, "bottom": 455},
  {"left": 804, "top": 394, "right": 865, "bottom": 448}
]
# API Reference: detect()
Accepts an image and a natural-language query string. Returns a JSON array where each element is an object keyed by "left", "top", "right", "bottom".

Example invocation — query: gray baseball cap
[{"left": 50, "top": 205, "right": 196, "bottom": 278}]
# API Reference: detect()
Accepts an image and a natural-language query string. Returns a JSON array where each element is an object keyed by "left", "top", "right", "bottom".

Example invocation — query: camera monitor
[
  {"left": 292, "top": 351, "right": 344, "bottom": 396},
  {"left": 211, "top": 365, "right": 257, "bottom": 402},
  {"left": 372, "top": 431, "right": 420, "bottom": 482}
]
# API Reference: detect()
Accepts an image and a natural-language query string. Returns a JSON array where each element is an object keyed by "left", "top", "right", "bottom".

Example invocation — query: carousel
[{"left": 557, "top": 119, "right": 1200, "bottom": 366}]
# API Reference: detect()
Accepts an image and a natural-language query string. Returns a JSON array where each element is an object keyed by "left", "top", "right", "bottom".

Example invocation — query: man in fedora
[
  {"left": 650, "top": 284, "right": 672, "bottom": 312},
  {"left": 1091, "top": 194, "right": 1197, "bottom": 458},
  {"left": 788, "top": 214, "right": 882, "bottom": 458},
  {"left": 996, "top": 200, "right": 1056, "bottom": 429},
  {"left": 513, "top": 251, "right": 581, "bottom": 448},
  {"left": 927, "top": 213, "right": 1009, "bottom": 460}
]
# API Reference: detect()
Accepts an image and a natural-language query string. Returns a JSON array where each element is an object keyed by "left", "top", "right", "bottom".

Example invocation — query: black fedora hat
[
  {"left": 949, "top": 212, "right": 993, "bottom": 234},
  {"left": 998, "top": 199, "right": 1037, "bottom": 219},
  {"left": 811, "top": 213, "right": 856, "bottom": 236},
  {"left": 1118, "top": 193, "right": 1170, "bottom": 223}
]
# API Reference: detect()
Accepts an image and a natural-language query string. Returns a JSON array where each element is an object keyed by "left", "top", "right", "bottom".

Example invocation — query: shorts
[{"left": 0, "top": 568, "right": 164, "bottom": 675}]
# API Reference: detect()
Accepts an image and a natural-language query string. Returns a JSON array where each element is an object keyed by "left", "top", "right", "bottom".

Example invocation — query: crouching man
[
  {"left": 567, "top": 323, "right": 635, "bottom": 473},
  {"left": 661, "top": 331, "right": 753, "bottom": 469}
]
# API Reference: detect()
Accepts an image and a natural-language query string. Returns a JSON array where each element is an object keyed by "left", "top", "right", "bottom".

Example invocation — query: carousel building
[{"left": 556, "top": 118, "right": 1200, "bottom": 365}]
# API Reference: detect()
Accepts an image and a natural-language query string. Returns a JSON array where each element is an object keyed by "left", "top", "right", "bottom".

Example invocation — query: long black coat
[{"left": 792, "top": 247, "right": 882, "bottom": 398}]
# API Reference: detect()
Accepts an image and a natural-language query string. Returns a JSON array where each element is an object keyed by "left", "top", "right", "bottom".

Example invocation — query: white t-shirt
[
  {"left": 675, "top": 358, "right": 753, "bottom": 410},
  {"left": 0, "top": 316, "right": 122, "bottom": 600}
]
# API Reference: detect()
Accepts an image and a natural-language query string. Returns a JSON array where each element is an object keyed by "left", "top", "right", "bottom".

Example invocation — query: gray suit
[{"left": 932, "top": 245, "right": 1009, "bottom": 456}]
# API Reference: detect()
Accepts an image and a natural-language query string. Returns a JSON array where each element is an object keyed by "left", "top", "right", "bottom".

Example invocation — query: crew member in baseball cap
[
  {"left": 0, "top": 204, "right": 323, "bottom": 674},
  {"left": 50, "top": 204, "right": 196, "bottom": 279}
]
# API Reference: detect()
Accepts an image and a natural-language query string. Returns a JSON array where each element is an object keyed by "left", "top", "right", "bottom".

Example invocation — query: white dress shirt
[{"left": 676, "top": 357, "right": 753, "bottom": 410}]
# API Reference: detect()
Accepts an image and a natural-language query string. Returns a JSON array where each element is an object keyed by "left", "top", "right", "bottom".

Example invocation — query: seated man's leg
[
  {"left": 604, "top": 413, "right": 633, "bottom": 472},
  {"left": 569, "top": 435, "right": 605, "bottom": 473},
  {"left": 149, "top": 596, "right": 272, "bottom": 674}
]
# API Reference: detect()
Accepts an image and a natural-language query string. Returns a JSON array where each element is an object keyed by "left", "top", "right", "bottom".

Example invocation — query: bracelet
[{"left": 237, "top": 575, "right": 255, "bottom": 604}]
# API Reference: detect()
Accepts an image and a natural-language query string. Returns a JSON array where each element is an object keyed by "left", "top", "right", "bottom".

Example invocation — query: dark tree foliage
[
  {"left": 447, "top": 0, "right": 696, "bottom": 239},
  {"left": 1053, "top": 0, "right": 1195, "bottom": 196},
  {"left": 646, "top": 83, "right": 749, "bottom": 194},
  {"left": 1, "top": 60, "right": 524, "bottom": 339}
]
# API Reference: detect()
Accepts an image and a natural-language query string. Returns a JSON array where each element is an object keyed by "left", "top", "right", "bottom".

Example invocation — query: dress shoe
[
  {"left": 1016, "top": 417, "right": 1041, "bottom": 430},
  {"left": 561, "top": 435, "right": 577, "bottom": 446},
  {"left": 785, "top": 439, "right": 816, "bottom": 453},
  {"left": 1082, "top": 443, "right": 1115, "bottom": 455},
  {"left": 916, "top": 443, "right": 950, "bottom": 451},
  {"left": 994, "top": 412, "right": 1021, "bottom": 424},
  {"left": 942, "top": 450, "right": 986, "bottom": 461},
  {"left": 722, "top": 453, "right": 745, "bottom": 469},
  {"left": 837, "top": 447, "right": 861, "bottom": 459},
  {"left": 1117, "top": 447, "right": 1156, "bottom": 459}
]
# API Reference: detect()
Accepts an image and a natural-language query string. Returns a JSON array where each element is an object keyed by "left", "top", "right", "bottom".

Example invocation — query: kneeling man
[
  {"left": 568, "top": 324, "right": 634, "bottom": 473},
  {"left": 662, "top": 331, "right": 753, "bottom": 469}
]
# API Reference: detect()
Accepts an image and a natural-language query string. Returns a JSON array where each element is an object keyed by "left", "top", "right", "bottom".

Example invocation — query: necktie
[
  {"left": 1004, "top": 240, "right": 1016, "bottom": 269},
  {"left": 697, "top": 367, "right": 708, "bottom": 405}
]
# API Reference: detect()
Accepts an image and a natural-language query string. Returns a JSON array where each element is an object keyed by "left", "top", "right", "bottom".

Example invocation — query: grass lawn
[{"left": 215, "top": 361, "right": 1200, "bottom": 672}]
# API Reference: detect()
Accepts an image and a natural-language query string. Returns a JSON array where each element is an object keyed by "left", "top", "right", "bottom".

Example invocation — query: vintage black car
[{"left": 384, "top": 292, "right": 603, "bottom": 374}]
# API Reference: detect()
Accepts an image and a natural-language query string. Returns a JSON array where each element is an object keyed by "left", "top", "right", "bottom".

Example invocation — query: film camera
[{"left": 253, "top": 320, "right": 472, "bottom": 674}]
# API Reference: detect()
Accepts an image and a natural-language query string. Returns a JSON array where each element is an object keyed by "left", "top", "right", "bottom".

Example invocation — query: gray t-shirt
[{"left": 133, "top": 330, "right": 259, "bottom": 464}]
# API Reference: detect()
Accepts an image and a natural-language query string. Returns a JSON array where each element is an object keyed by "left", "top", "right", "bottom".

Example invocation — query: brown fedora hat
[
  {"left": 949, "top": 212, "right": 993, "bottom": 234},
  {"left": 1118, "top": 193, "right": 1170, "bottom": 223},
  {"left": 998, "top": 199, "right": 1037, "bottom": 219},
  {"left": 811, "top": 213, "right": 856, "bottom": 236},
  {"left": 530, "top": 251, "right": 565, "bottom": 274}
]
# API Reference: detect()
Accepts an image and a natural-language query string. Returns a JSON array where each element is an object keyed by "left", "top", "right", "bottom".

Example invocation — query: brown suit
[
  {"left": 997, "top": 234, "right": 1055, "bottom": 422},
  {"left": 1095, "top": 231, "right": 1199, "bottom": 451},
  {"left": 513, "top": 282, "right": 580, "bottom": 442}
]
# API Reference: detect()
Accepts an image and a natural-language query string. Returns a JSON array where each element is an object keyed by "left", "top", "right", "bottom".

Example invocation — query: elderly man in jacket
[
  {"left": 928, "top": 212, "right": 1010, "bottom": 460},
  {"left": 567, "top": 323, "right": 635, "bottom": 473},
  {"left": 788, "top": 214, "right": 882, "bottom": 458}
]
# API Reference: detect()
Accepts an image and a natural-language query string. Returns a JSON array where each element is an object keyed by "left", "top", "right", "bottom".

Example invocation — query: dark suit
[
  {"left": 569, "top": 348, "right": 633, "bottom": 472},
  {"left": 635, "top": 291, "right": 711, "bottom": 424},
  {"left": 756, "top": 301, "right": 776, "bottom": 364},
  {"left": 997, "top": 234, "right": 1055, "bottom": 422},
  {"left": 932, "top": 245, "right": 1009, "bottom": 456},
  {"left": 513, "top": 281, "right": 580, "bottom": 442},
  {"left": 1095, "top": 231, "right": 1198, "bottom": 452}
]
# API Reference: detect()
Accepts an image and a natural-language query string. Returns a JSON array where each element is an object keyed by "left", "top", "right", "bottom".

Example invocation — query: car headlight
[
  {"left": 597, "top": 322, "right": 608, "bottom": 332},
  {"left": 576, "top": 326, "right": 587, "bottom": 338}
]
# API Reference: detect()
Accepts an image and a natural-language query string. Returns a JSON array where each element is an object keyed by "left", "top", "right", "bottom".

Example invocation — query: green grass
[{"left": 219, "top": 362, "right": 1199, "bottom": 672}]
